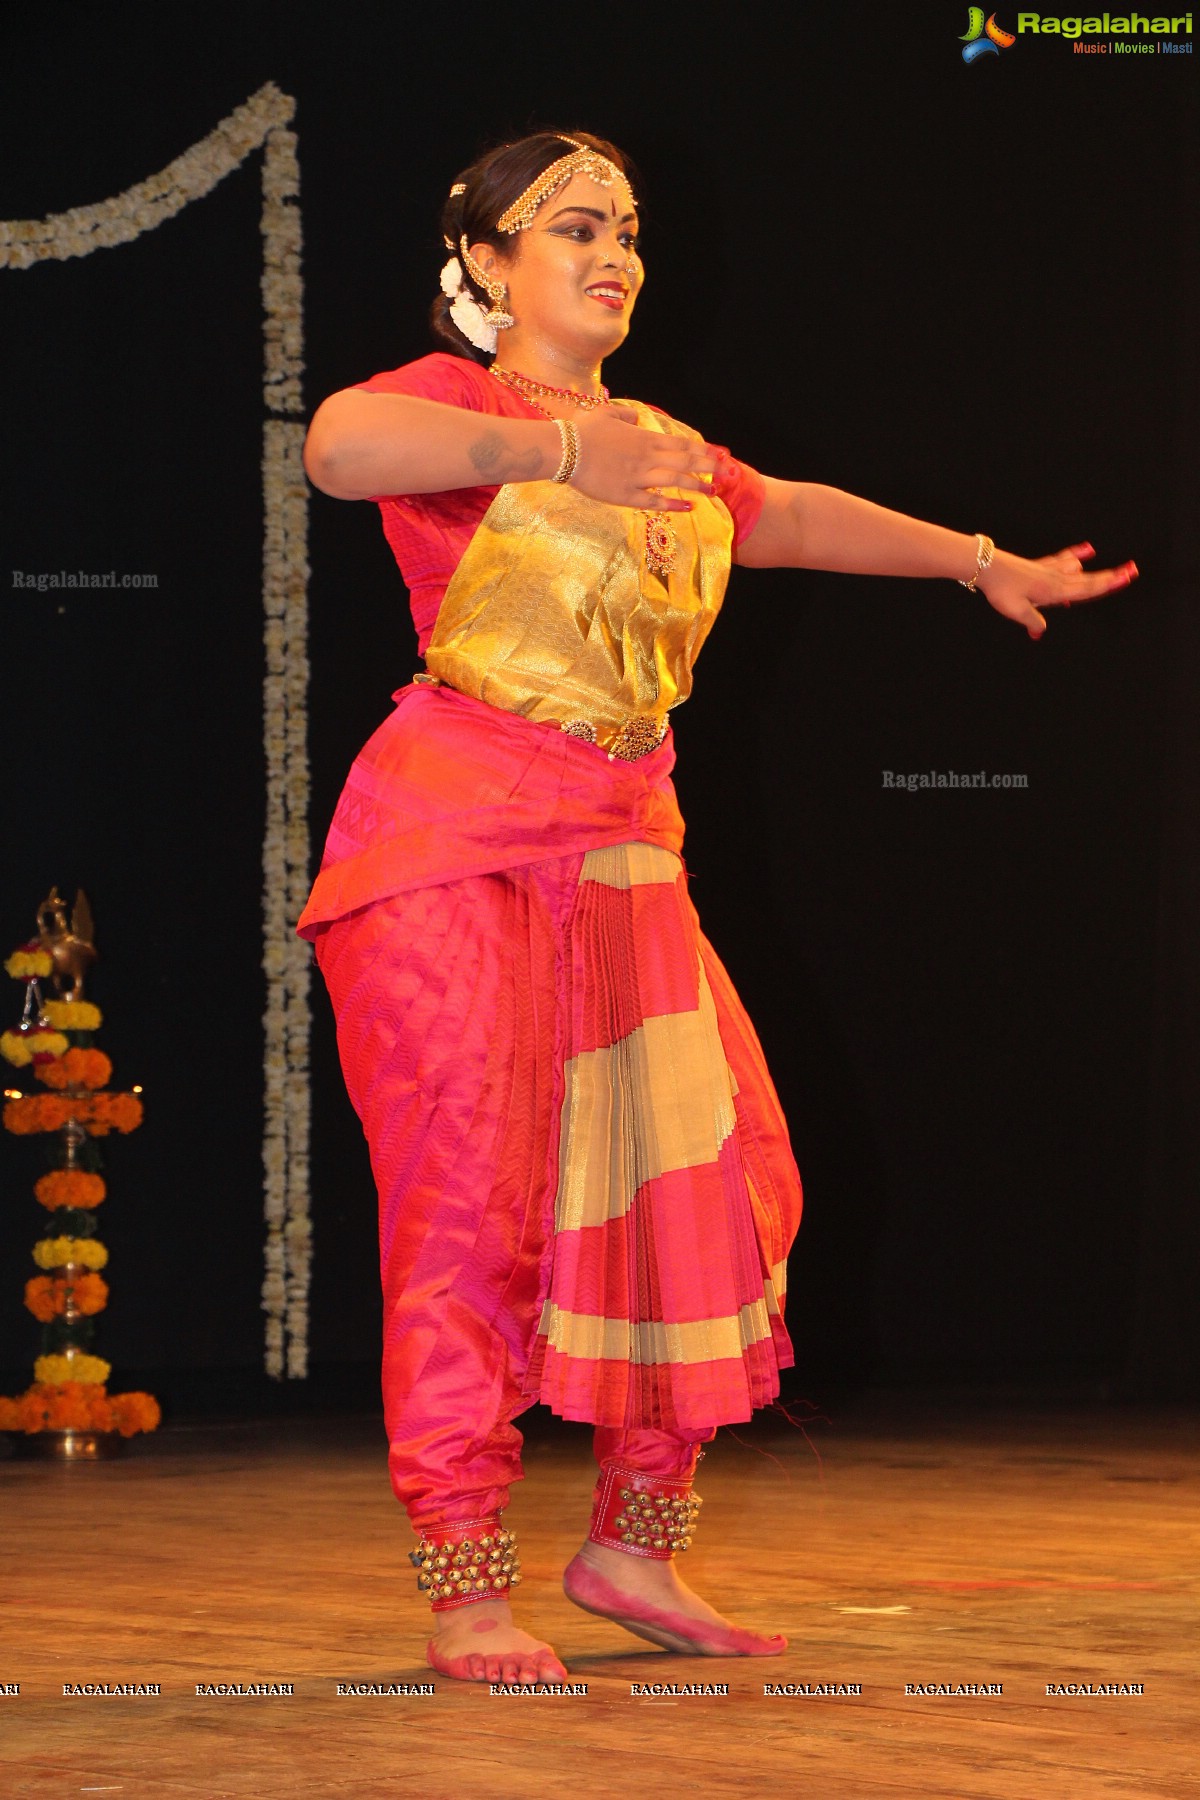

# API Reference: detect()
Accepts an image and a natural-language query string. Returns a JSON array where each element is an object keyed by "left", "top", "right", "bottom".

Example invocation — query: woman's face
[{"left": 472, "top": 171, "right": 642, "bottom": 365}]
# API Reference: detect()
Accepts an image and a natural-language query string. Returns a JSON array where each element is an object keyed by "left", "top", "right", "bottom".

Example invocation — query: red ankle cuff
[
  {"left": 589, "top": 1465, "right": 702, "bottom": 1559},
  {"left": 408, "top": 1515, "right": 523, "bottom": 1611}
]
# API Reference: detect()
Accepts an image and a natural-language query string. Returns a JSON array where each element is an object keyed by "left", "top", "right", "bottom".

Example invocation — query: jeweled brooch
[{"left": 645, "top": 513, "right": 677, "bottom": 577}]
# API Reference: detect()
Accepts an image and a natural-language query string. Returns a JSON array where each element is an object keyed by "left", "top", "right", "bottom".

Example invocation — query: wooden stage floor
[{"left": 1, "top": 1398, "right": 1195, "bottom": 1799}]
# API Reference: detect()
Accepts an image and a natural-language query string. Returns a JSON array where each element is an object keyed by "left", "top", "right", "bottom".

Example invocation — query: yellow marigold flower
[
  {"left": 1, "top": 1028, "right": 69, "bottom": 1067},
  {"left": 34, "top": 1352, "right": 111, "bottom": 1387},
  {"left": 32, "top": 1236, "right": 109, "bottom": 1271},
  {"left": 41, "top": 1000, "right": 103, "bottom": 1031},
  {"left": 4, "top": 948, "right": 53, "bottom": 980}
]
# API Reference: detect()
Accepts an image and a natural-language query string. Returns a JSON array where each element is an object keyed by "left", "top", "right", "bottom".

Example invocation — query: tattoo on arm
[{"left": 468, "top": 428, "right": 546, "bottom": 484}]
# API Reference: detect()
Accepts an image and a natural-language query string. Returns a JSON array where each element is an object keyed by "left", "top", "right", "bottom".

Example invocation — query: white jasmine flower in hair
[
  {"left": 440, "top": 255, "right": 464, "bottom": 297},
  {"left": 449, "top": 291, "right": 497, "bottom": 354}
]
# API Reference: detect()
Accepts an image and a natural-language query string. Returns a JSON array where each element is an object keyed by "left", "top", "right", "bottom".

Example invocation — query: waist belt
[{"left": 413, "top": 673, "right": 670, "bottom": 763}]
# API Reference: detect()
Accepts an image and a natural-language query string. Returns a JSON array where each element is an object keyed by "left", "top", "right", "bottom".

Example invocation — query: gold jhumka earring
[{"left": 458, "top": 236, "right": 514, "bottom": 333}]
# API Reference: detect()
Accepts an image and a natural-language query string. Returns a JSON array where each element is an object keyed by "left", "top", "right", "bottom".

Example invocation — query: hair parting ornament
[
  {"left": 437, "top": 136, "right": 636, "bottom": 354},
  {"left": 493, "top": 136, "right": 634, "bottom": 233}
]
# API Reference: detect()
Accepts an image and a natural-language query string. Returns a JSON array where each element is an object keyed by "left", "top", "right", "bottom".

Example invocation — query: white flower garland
[{"left": 1, "top": 82, "right": 313, "bottom": 1379}]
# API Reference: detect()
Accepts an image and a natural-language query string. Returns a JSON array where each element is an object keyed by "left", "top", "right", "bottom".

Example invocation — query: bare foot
[
  {"left": 425, "top": 1596, "right": 569, "bottom": 1685},
  {"left": 562, "top": 1541, "right": 785, "bottom": 1657}
]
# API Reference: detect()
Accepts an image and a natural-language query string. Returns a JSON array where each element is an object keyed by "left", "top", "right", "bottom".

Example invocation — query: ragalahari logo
[{"left": 960, "top": 8, "right": 1017, "bottom": 58}]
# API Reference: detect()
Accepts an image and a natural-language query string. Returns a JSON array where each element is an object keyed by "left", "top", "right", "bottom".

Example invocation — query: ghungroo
[
  {"left": 408, "top": 1516, "right": 522, "bottom": 1611},
  {"left": 589, "top": 1466, "right": 702, "bottom": 1560}
]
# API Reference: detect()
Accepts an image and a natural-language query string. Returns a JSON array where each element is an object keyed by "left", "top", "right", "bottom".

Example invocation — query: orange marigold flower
[
  {"left": 108, "top": 1092, "right": 143, "bottom": 1131},
  {"left": 29, "top": 1380, "right": 107, "bottom": 1431},
  {"left": 37, "top": 1048, "right": 113, "bottom": 1091},
  {"left": 85, "top": 1386, "right": 113, "bottom": 1428},
  {"left": 83, "top": 1091, "right": 143, "bottom": 1135},
  {"left": 3, "top": 1094, "right": 73, "bottom": 1134},
  {"left": 23, "top": 1276, "right": 59, "bottom": 1321},
  {"left": 23, "top": 1272, "right": 110, "bottom": 1319},
  {"left": 70, "top": 1272, "right": 109, "bottom": 1314},
  {"left": 34, "top": 1169, "right": 106, "bottom": 1210},
  {"left": 109, "top": 1391, "right": 161, "bottom": 1435},
  {"left": 0, "top": 1379, "right": 158, "bottom": 1435},
  {"left": 17, "top": 1394, "right": 45, "bottom": 1429}
]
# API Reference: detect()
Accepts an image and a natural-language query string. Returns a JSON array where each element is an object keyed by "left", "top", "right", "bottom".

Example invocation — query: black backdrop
[{"left": 1, "top": 1, "right": 1196, "bottom": 1413}]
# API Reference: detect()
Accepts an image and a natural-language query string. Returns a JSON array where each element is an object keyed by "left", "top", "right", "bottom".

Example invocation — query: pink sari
[
  {"left": 298, "top": 355, "right": 803, "bottom": 1510},
  {"left": 300, "top": 681, "right": 801, "bottom": 1439}
]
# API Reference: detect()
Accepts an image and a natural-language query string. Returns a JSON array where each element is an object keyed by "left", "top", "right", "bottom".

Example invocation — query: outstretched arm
[
  {"left": 304, "top": 391, "right": 718, "bottom": 508},
  {"left": 735, "top": 476, "right": 1138, "bottom": 639}
]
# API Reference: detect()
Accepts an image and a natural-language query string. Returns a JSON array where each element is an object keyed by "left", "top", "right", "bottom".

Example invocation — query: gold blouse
[{"left": 423, "top": 401, "right": 736, "bottom": 756}]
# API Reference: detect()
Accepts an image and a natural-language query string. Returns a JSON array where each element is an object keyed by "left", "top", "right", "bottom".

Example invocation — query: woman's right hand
[{"left": 570, "top": 407, "right": 720, "bottom": 512}]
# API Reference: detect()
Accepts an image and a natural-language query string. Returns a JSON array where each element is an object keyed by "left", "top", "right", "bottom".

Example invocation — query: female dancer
[{"left": 299, "top": 131, "right": 1137, "bottom": 1688}]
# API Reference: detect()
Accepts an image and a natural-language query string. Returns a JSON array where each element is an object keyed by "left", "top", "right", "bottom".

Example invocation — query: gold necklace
[
  {"left": 489, "top": 368, "right": 677, "bottom": 579},
  {"left": 488, "top": 364, "right": 610, "bottom": 411}
]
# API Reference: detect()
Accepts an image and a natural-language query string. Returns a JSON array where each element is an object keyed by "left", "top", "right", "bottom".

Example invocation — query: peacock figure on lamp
[{"left": 0, "top": 887, "right": 160, "bottom": 1457}]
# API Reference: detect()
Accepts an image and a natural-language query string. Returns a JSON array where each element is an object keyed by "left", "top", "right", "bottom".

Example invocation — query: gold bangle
[
  {"left": 958, "top": 533, "right": 995, "bottom": 591},
  {"left": 551, "top": 417, "right": 580, "bottom": 484}
]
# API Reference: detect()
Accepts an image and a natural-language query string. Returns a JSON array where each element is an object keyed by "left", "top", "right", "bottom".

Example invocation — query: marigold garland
[
  {"left": 35, "top": 1352, "right": 110, "bottom": 1386},
  {"left": 34, "top": 1169, "right": 106, "bottom": 1210},
  {"left": 41, "top": 1000, "right": 103, "bottom": 1031},
  {"left": 3, "top": 947, "right": 52, "bottom": 980},
  {"left": 3, "top": 1091, "right": 143, "bottom": 1135},
  {"left": 0, "top": 1028, "right": 69, "bottom": 1067},
  {"left": 37, "top": 1047, "right": 113, "bottom": 1091},
  {"left": 24, "top": 1273, "right": 108, "bottom": 1321},
  {"left": 33, "top": 1236, "right": 109, "bottom": 1271},
  {"left": 0, "top": 1381, "right": 160, "bottom": 1436},
  {"left": 4, "top": 1094, "right": 74, "bottom": 1133},
  {"left": 83, "top": 1091, "right": 144, "bottom": 1135}
]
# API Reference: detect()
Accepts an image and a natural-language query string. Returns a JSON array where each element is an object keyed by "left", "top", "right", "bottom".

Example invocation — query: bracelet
[
  {"left": 957, "top": 533, "right": 995, "bottom": 591},
  {"left": 551, "top": 417, "right": 580, "bottom": 484}
]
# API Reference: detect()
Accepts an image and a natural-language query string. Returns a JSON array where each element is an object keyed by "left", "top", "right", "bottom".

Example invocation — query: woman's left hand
[{"left": 977, "top": 543, "right": 1139, "bottom": 639}]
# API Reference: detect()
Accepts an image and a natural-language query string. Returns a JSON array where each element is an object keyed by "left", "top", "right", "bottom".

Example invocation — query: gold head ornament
[{"left": 494, "top": 136, "right": 635, "bottom": 234}]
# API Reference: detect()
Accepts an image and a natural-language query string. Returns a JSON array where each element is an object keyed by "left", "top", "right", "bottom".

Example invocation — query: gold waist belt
[{"left": 413, "top": 673, "right": 669, "bottom": 762}]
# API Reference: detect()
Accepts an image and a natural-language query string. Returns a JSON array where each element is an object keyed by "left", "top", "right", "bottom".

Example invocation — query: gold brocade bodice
[{"left": 422, "top": 401, "right": 736, "bottom": 752}]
